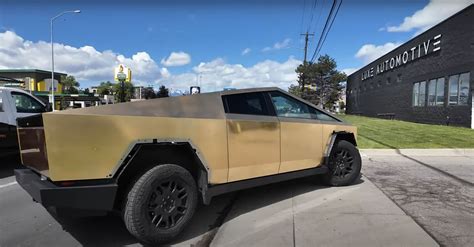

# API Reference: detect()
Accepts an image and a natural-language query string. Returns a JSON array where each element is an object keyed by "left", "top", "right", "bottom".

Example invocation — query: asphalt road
[
  {"left": 0, "top": 155, "right": 236, "bottom": 247},
  {"left": 1, "top": 151, "right": 473, "bottom": 246},
  {"left": 361, "top": 151, "right": 474, "bottom": 247}
]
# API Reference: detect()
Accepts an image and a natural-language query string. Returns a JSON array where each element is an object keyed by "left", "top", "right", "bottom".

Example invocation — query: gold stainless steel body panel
[
  {"left": 278, "top": 119, "right": 323, "bottom": 173},
  {"left": 43, "top": 114, "right": 228, "bottom": 183},
  {"left": 226, "top": 114, "right": 280, "bottom": 182},
  {"left": 18, "top": 87, "right": 357, "bottom": 185}
]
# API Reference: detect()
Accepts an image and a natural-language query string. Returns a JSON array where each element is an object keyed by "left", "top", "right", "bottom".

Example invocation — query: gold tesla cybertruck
[{"left": 15, "top": 87, "right": 361, "bottom": 244}]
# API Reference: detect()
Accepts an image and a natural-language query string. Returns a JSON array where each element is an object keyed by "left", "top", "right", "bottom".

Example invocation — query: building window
[
  {"left": 412, "top": 81, "right": 426, "bottom": 106},
  {"left": 386, "top": 77, "right": 391, "bottom": 85},
  {"left": 397, "top": 74, "right": 402, "bottom": 83},
  {"left": 449, "top": 72, "right": 470, "bottom": 105},
  {"left": 428, "top": 77, "right": 445, "bottom": 106},
  {"left": 413, "top": 83, "right": 419, "bottom": 106}
]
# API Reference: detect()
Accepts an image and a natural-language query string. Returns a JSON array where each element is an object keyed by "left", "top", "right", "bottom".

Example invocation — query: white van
[{"left": 0, "top": 87, "right": 48, "bottom": 157}]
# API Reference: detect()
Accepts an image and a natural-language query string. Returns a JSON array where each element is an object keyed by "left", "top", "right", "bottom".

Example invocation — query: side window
[
  {"left": 269, "top": 91, "right": 339, "bottom": 121},
  {"left": 11, "top": 92, "right": 44, "bottom": 113},
  {"left": 223, "top": 92, "right": 270, "bottom": 116},
  {"left": 270, "top": 91, "right": 311, "bottom": 119},
  {"left": 312, "top": 110, "right": 339, "bottom": 122}
]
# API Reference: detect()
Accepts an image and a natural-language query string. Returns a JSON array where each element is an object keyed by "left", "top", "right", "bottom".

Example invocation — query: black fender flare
[
  {"left": 111, "top": 139, "right": 213, "bottom": 205},
  {"left": 323, "top": 131, "right": 357, "bottom": 166}
]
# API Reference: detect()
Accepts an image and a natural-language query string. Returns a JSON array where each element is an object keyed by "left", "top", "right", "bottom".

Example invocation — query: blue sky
[{"left": 0, "top": 0, "right": 471, "bottom": 91}]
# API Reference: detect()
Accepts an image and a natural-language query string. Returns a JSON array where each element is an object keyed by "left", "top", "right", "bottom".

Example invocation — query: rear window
[{"left": 223, "top": 92, "right": 270, "bottom": 116}]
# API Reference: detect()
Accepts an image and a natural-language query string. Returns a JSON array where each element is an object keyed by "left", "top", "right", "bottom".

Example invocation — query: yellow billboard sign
[{"left": 114, "top": 64, "right": 132, "bottom": 82}]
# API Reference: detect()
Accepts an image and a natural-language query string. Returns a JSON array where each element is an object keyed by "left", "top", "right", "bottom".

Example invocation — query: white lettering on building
[{"left": 361, "top": 34, "right": 442, "bottom": 81}]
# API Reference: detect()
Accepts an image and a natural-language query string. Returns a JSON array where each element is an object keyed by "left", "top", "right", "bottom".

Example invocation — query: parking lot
[{"left": 1, "top": 150, "right": 473, "bottom": 247}]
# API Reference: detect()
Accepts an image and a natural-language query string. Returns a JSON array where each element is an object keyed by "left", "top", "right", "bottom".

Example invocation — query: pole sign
[
  {"left": 190, "top": 86, "right": 200, "bottom": 94},
  {"left": 114, "top": 64, "right": 132, "bottom": 82},
  {"left": 361, "top": 34, "right": 442, "bottom": 81}
]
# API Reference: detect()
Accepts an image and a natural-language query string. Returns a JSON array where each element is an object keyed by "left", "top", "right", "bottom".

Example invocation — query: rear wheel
[
  {"left": 323, "top": 140, "right": 361, "bottom": 186},
  {"left": 124, "top": 164, "right": 198, "bottom": 245}
]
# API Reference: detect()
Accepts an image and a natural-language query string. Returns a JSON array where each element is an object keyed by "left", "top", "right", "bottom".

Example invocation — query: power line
[
  {"left": 315, "top": 0, "right": 342, "bottom": 61},
  {"left": 310, "top": 0, "right": 339, "bottom": 63},
  {"left": 299, "top": 0, "right": 307, "bottom": 34},
  {"left": 307, "top": 0, "right": 319, "bottom": 32},
  {"left": 308, "top": 0, "right": 325, "bottom": 55},
  {"left": 312, "top": 0, "right": 325, "bottom": 38},
  {"left": 310, "top": 0, "right": 336, "bottom": 63}
]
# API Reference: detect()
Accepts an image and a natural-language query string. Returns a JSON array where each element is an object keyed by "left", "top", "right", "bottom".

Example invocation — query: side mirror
[{"left": 45, "top": 103, "right": 53, "bottom": 112}]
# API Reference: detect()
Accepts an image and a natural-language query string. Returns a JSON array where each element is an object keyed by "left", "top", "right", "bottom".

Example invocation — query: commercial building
[
  {"left": 0, "top": 69, "right": 101, "bottom": 109},
  {"left": 346, "top": 5, "right": 473, "bottom": 128},
  {"left": 0, "top": 69, "right": 65, "bottom": 93}
]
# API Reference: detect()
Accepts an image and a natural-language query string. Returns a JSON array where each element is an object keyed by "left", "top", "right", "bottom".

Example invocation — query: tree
[
  {"left": 157, "top": 85, "right": 169, "bottom": 98},
  {"left": 293, "top": 55, "right": 346, "bottom": 109},
  {"left": 114, "top": 81, "right": 135, "bottom": 102},
  {"left": 288, "top": 84, "right": 301, "bottom": 97},
  {"left": 97, "top": 81, "right": 114, "bottom": 96},
  {"left": 83, "top": 88, "right": 90, "bottom": 95},
  {"left": 61, "top": 75, "right": 80, "bottom": 94},
  {"left": 143, "top": 87, "right": 156, "bottom": 99}
]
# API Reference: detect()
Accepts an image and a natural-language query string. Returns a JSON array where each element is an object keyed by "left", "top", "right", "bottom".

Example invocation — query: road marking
[{"left": 0, "top": 181, "right": 17, "bottom": 189}]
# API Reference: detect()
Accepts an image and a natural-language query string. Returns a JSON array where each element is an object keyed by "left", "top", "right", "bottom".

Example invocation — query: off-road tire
[
  {"left": 124, "top": 164, "right": 198, "bottom": 245},
  {"left": 323, "top": 140, "right": 361, "bottom": 186}
]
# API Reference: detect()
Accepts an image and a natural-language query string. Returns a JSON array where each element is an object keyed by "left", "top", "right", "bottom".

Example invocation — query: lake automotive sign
[{"left": 361, "top": 34, "right": 442, "bottom": 81}]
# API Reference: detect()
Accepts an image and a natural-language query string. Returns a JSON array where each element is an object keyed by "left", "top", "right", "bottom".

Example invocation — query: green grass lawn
[{"left": 338, "top": 115, "right": 474, "bottom": 149}]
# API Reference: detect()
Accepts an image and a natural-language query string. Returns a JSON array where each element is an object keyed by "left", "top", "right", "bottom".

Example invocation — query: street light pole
[{"left": 50, "top": 10, "right": 81, "bottom": 112}]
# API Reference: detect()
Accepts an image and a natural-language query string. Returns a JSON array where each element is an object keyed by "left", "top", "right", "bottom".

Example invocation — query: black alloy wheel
[
  {"left": 148, "top": 179, "right": 189, "bottom": 230},
  {"left": 331, "top": 149, "right": 355, "bottom": 179},
  {"left": 322, "top": 140, "right": 361, "bottom": 186},
  {"left": 124, "top": 164, "right": 198, "bottom": 245}
]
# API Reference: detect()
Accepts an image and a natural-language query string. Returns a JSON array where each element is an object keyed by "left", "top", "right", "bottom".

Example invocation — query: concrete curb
[{"left": 360, "top": 148, "right": 474, "bottom": 156}]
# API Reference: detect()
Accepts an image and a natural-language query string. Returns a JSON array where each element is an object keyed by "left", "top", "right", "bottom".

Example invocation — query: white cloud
[
  {"left": 341, "top": 68, "right": 358, "bottom": 75},
  {"left": 386, "top": 0, "right": 473, "bottom": 33},
  {"left": 262, "top": 38, "right": 291, "bottom": 52},
  {"left": 0, "top": 31, "right": 162, "bottom": 85},
  {"left": 157, "top": 57, "right": 302, "bottom": 92},
  {"left": 241, "top": 48, "right": 251, "bottom": 55},
  {"left": 0, "top": 31, "right": 301, "bottom": 92},
  {"left": 355, "top": 42, "right": 402, "bottom": 65},
  {"left": 160, "top": 67, "right": 170, "bottom": 78},
  {"left": 160, "top": 51, "right": 191, "bottom": 67}
]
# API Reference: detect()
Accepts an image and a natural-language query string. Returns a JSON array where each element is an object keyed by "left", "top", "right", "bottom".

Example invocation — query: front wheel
[
  {"left": 322, "top": 140, "right": 361, "bottom": 186},
  {"left": 123, "top": 164, "right": 198, "bottom": 245}
]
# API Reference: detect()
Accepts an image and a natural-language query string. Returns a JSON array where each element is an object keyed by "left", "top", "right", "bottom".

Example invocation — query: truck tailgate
[{"left": 17, "top": 114, "right": 49, "bottom": 176}]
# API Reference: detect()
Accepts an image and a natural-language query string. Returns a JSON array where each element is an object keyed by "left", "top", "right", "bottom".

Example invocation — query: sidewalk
[
  {"left": 211, "top": 176, "right": 438, "bottom": 247},
  {"left": 360, "top": 148, "right": 474, "bottom": 157}
]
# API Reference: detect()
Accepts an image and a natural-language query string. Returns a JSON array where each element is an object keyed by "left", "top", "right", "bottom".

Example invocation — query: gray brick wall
[{"left": 346, "top": 5, "right": 474, "bottom": 128}]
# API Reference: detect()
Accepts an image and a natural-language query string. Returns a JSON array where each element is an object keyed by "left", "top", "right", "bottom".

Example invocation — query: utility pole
[
  {"left": 301, "top": 32, "right": 314, "bottom": 64},
  {"left": 300, "top": 32, "right": 314, "bottom": 95}
]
